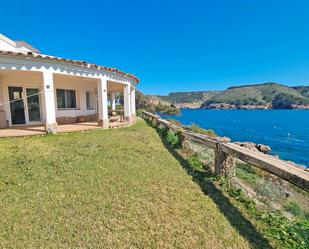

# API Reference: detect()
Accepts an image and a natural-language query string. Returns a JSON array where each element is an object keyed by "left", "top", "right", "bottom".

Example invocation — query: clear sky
[{"left": 1, "top": 0, "right": 309, "bottom": 95}]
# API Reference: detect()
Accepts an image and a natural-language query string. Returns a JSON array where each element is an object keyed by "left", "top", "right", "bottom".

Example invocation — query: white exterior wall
[
  {"left": 0, "top": 80, "right": 3, "bottom": 112},
  {"left": 0, "top": 72, "right": 44, "bottom": 125},
  {"left": 54, "top": 77, "right": 97, "bottom": 118},
  {"left": 0, "top": 39, "right": 16, "bottom": 52},
  {"left": 42, "top": 70, "right": 56, "bottom": 127},
  {"left": 0, "top": 72, "right": 98, "bottom": 126},
  {"left": 0, "top": 34, "right": 32, "bottom": 52},
  {"left": 123, "top": 84, "right": 131, "bottom": 120},
  {"left": 97, "top": 77, "right": 109, "bottom": 128},
  {"left": 131, "top": 87, "right": 136, "bottom": 116},
  {"left": 0, "top": 53, "right": 138, "bottom": 128}
]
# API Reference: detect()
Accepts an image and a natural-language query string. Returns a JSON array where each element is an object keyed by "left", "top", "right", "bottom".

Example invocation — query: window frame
[
  {"left": 56, "top": 89, "right": 77, "bottom": 109},
  {"left": 85, "top": 91, "right": 95, "bottom": 110}
]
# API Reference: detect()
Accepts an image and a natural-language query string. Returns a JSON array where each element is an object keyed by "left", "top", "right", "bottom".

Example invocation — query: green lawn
[{"left": 0, "top": 119, "right": 260, "bottom": 248}]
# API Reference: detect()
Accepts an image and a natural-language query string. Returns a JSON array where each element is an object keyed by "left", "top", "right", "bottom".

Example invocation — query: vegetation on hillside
[
  {"left": 157, "top": 91, "right": 219, "bottom": 104},
  {"left": 147, "top": 83, "right": 309, "bottom": 109},
  {"left": 293, "top": 86, "right": 309, "bottom": 98},
  {"left": 272, "top": 93, "right": 309, "bottom": 109},
  {"left": 201, "top": 83, "right": 309, "bottom": 108},
  {"left": 135, "top": 90, "right": 179, "bottom": 114}
]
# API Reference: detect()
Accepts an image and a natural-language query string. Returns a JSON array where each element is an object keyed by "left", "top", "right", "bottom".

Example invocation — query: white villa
[{"left": 0, "top": 34, "right": 138, "bottom": 135}]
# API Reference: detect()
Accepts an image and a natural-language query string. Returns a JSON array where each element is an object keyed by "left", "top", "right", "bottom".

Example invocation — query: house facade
[{"left": 0, "top": 34, "right": 138, "bottom": 133}]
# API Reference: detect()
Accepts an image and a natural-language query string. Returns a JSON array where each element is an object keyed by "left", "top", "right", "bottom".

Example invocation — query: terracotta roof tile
[{"left": 0, "top": 50, "right": 139, "bottom": 83}]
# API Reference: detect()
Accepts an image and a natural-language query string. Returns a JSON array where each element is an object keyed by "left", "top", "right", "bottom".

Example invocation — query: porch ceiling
[
  {"left": 53, "top": 74, "right": 126, "bottom": 92},
  {"left": 107, "top": 81, "right": 126, "bottom": 92},
  {"left": 53, "top": 73, "right": 97, "bottom": 86},
  {"left": 0, "top": 70, "right": 128, "bottom": 93}
]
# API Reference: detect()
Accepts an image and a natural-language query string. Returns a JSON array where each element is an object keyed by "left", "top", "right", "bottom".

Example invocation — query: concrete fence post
[
  {"left": 180, "top": 134, "right": 191, "bottom": 152},
  {"left": 214, "top": 142, "right": 235, "bottom": 177}
]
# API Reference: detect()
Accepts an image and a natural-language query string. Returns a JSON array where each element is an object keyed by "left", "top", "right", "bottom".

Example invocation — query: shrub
[
  {"left": 186, "top": 124, "right": 217, "bottom": 137},
  {"left": 187, "top": 155, "right": 204, "bottom": 170},
  {"left": 237, "top": 163, "right": 257, "bottom": 174},
  {"left": 166, "top": 131, "right": 180, "bottom": 147},
  {"left": 167, "top": 119, "right": 182, "bottom": 127},
  {"left": 219, "top": 177, "right": 309, "bottom": 248},
  {"left": 284, "top": 201, "right": 303, "bottom": 217},
  {"left": 157, "top": 125, "right": 168, "bottom": 137},
  {"left": 136, "top": 109, "right": 145, "bottom": 117},
  {"left": 155, "top": 103, "right": 179, "bottom": 114},
  {"left": 235, "top": 163, "right": 261, "bottom": 186},
  {"left": 255, "top": 178, "right": 286, "bottom": 203}
]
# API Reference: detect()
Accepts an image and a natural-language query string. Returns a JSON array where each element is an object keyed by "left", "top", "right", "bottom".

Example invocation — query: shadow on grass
[{"left": 148, "top": 122, "right": 273, "bottom": 249}]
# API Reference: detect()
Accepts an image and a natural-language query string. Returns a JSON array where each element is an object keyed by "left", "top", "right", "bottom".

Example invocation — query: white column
[
  {"left": 97, "top": 77, "right": 109, "bottom": 128},
  {"left": 42, "top": 70, "right": 57, "bottom": 133},
  {"left": 111, "top": 92, "right": 116, "bottom": 111},
  {"left": 123, "top": 84, "right": 132, "bottom": 122},
  {"left": 130, "top": 87, "right": 136, "bottom": 122}
]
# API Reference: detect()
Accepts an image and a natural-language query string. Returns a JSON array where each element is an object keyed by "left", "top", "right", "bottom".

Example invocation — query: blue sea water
[{"left": 161, "top": 109, "right": 309, "bottom": 167}]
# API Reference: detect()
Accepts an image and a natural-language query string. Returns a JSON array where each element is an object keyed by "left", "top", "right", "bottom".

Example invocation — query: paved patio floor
[{"left": 0, "top": 121, "right": 130, "bottom": 138}]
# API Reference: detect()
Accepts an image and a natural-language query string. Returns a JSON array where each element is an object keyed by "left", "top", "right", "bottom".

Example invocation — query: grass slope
[{"left": 0, "top": 120, "right": 252, "bottom": 249}]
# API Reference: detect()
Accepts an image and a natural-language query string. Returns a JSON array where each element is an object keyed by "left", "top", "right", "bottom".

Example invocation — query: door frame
[
  {"left": 8, "top": 85, "right": 43, "bottom": 126},
  {"left": 8, "top": 86, "right": 26, "bottom": 126},
  {"left": 24, "top": 88, "right": 42, "bottom": 125}
]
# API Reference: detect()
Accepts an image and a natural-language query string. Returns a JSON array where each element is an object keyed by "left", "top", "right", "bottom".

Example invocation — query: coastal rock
[
  {"left": 291, "top": 104, "right": 309, "bottom": 109},
  {"left": 220, "top": 136, "right": 231, "bottom": 143},
  {"left": 234, "top": 142, "right": 259, "bottom": 152},
  {"left": 285, "top": 161, "right": 306, "bottom": 170},
  {"left": 257, "top": 144, "right": 271, "bottom": 154},
  {"left": 201, "top": 103, "right": 271, "bottom": 110},
  {"left": 234, "top": 142, "right": 271, "bottom": 154}
]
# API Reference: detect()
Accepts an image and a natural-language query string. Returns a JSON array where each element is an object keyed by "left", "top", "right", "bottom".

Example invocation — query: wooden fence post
[{"left": 214, "top": 142, "right": 235, "bottom": 177}]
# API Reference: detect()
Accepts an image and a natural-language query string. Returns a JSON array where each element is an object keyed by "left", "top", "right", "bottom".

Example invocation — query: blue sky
[{"left": 1, "top": 0, "right": 309, "bottom": 95}]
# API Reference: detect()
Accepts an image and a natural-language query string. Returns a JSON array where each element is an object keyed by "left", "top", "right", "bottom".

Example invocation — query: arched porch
[{"left": 0, "top": 69, "right": 136, "bottom": 135}]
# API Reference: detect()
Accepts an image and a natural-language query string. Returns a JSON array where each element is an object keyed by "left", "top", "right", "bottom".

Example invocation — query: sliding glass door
[
  {"left": 8, "top": 87, "right": 26, "bottom": 125},
  {"left": 26, "top": 88, "right": 41, "bottom": 122},
  {"left": 8, "top": 87, "right": 42, "bottom": 125}
]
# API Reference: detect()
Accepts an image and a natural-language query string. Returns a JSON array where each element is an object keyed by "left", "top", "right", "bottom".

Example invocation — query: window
[
  {"left": 86, "top": 91, "right": 94, "bottom": 110},
  {"left": 56, "top": 89, "right": 76, "bottom": 109}
]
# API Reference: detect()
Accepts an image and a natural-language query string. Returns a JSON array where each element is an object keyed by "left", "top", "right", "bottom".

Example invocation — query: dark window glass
[
  {"left": 26, "top": 88, "right": 41, "bottom": 122},
  {"left": 67, "top": 90, "right": 76, "bottom": 108},
  {"left": 56, "top": 89, "right": 76, "bottom": 108},
  {"left": 86, "top": 92, "right": 94, "bottom": 109},
  {"left": 57, "top": 89, "right": 65, "bottom": 108},
  {"left": 8, "top": 87, "right": 25, "bottom": 124}
]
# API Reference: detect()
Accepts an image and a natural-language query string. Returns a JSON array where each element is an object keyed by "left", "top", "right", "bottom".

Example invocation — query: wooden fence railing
[{"left": 142, "top": 111, "right": 309, "bottom": 192}]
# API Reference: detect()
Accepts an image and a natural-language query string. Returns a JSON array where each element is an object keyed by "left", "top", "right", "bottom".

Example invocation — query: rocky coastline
[
  {"left": 200, "top": 103, "right": 309, "bottom": 110},
  {"left": 233, "top": 141, "right": 308, "bottom": 172}
]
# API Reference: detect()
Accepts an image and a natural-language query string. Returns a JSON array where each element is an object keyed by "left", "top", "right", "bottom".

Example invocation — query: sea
[{"left": 160, "top": 109, "right": 309, "bottom": 167}]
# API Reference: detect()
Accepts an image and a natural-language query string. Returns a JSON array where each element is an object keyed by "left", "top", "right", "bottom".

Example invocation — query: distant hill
[
  {"left": 201, "top": 83, "right": 309, "bottom": 109},
  {"left": 153, "top": 91, "right": 220, "bottom": 108},
  {"left": 148, "top": 83, "right": 309, "bottom": 109},
  {"left": 145, "top": 94, "right": 171, "bottom": 106},
  {"left": 293, "top": 86, "right": 309, "bottom": 98}
]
